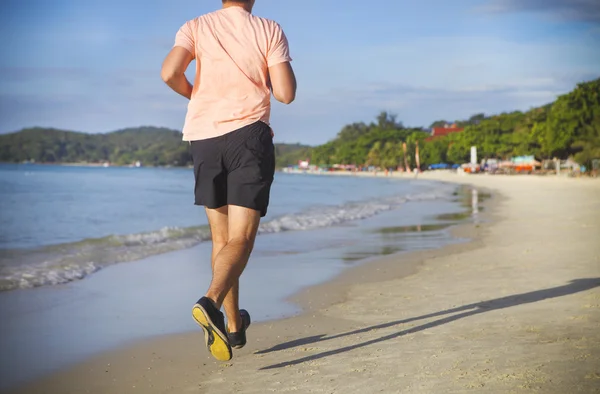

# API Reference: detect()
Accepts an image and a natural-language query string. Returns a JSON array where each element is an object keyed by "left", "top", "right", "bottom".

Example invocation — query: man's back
[{"left": 174, "top": 7, "right": 292, "bottom": 141}]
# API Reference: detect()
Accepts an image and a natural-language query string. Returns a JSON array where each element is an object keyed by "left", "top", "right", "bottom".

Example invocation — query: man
[{"left": 161, "top": 0, "right": 296, "bottom": 362}]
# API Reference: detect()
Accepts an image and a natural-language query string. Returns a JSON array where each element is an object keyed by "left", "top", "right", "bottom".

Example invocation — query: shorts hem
[
  {"left": 227, "top": 202, "right": 267, "bottom": 218},
  {"left": 194, "top": 201, "right": 267, "bottom": 217},
  {"left": 194, "top": 201, "right": 227, "bottom": 210}
]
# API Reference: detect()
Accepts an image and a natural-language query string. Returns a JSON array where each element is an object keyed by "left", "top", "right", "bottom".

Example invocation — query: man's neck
[{"left": 222, "top": 2, "right": 252, "bottom": 13}]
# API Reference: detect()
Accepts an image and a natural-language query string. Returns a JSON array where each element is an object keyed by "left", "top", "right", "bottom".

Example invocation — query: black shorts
[{"left": 190, "top": 121, "right": 275, "bottom": 217}]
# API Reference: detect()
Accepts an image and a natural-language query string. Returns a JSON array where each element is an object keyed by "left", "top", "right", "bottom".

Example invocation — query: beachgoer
[{"left": 160, "top": 0, "right": 296, "bottom": 361}]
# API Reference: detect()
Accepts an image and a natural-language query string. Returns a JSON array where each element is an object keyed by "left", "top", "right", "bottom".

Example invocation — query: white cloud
[{"left": 480, "top": 0, "right": 600, "bottom": 23}]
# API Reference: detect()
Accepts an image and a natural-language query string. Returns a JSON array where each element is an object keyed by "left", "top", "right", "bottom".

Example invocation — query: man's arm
[
  {"left": 161, "top": 47, "right": 194, "bottom": 99},
  {"left": 268, "top": 61, "right": 296, "bottom": 104}
]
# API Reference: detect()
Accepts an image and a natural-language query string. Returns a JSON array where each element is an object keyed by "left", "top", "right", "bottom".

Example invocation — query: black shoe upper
[
  {"left": 228, "top": 309, "right": 251, "bottom": 348},
  {"left": 197, "top": 297, "right": 227, "bottom": 335}
]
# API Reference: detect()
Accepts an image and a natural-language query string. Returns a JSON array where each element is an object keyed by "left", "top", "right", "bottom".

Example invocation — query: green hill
[
  {"left": 308, "top": 78, "right": 600, "bottom": 169},
  {"left": 275, "top": 143, "right": 312, "bottom": 167},
  {"left": 421, "top": 78, "right": 600, "bottom": 167},
  {"left": 0, "top": 126, "right": 311, "bottom": 168}
]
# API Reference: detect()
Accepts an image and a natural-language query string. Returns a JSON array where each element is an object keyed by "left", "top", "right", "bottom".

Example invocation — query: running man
[{"left": 160, "top": 0, "right": 296, "bottom": 361}]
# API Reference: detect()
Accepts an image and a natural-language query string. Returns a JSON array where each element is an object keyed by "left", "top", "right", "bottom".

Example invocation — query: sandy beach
[{"left": 8, "top": 173, "right": 600, "bottom": 394}]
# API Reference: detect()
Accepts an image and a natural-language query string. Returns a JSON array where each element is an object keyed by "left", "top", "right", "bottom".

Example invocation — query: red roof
[{"left": 427, "top": 125, "right": 464, "bottom": 141}]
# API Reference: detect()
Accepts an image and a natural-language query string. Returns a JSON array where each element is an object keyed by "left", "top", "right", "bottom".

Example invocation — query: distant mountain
[
  {"left": 274, "top": 143, "right": 312, "bottom": 167},
  {"left": 0, "top": 126, "right": 311, "bottom": 168},
  {"left": 4, "top": 78, "right": 597, "bottom": 170}
]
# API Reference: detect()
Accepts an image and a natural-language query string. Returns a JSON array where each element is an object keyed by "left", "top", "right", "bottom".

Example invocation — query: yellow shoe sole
[{"left": 192, "top": 304, "right": 232, "bottom": 362}]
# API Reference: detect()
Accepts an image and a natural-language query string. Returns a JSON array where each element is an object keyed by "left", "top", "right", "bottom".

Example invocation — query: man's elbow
[
  {"left": 160, "top": 67, "right": 179, "bottom": 83},
  {"left": 279, "top": 93, "right": 296, "bottom": 105},
  {"left": 274, "top": 91, "right": 296, "bottom": 105}
]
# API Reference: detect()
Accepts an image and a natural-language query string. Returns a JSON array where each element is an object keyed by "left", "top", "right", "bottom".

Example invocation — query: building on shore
[{"left": 426, "top": 123, "right": 464, "bottom": 141}]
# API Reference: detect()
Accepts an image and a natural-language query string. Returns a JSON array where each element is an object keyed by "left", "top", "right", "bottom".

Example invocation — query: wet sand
[{"left": 8, "top": 174, "right": 600, "bottom": 394}]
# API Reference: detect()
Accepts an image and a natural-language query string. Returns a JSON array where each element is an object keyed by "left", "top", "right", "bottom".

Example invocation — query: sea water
[
  {"left": 0, "top": 163, "right": 478, "bottom": 389},
  {"left": 0, "top": 164, "right": 458, "bottom": 291}
]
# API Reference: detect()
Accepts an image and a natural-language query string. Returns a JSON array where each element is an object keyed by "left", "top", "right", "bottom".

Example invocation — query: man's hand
[{"left": 161, "top": 47, "right": 194, "bottom": 99}]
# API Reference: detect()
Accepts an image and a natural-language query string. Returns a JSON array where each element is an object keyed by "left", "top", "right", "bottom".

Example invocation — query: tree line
[
  {"left": 0, "top": 126, "right": 310, "bottom": 168},
  {"left": 308, "top": 78, "right": 599, "bottom": 170},
  {"left": 1, "top": 78, "right": 598, "bottom": 169}
]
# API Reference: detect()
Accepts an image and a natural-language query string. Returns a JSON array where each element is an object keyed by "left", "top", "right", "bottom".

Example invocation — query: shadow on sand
[{"left": 257, "top": 278, "right": 600, "bottom": 370}]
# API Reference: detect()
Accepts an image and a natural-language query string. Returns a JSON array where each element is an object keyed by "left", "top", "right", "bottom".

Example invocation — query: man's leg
[
  {"left": 205, "top": 205, "right": 260, "bottom": 323},
  {"left": 205, "top": 205, "right": 244, "bottom": 333},
  {"left": 194, "top": 121, "right": 272, "bottom": 359}
]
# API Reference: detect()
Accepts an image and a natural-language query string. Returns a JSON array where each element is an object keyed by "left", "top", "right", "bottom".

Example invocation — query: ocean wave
[
  {"left": 0, "top": 227, "right": 212, "bottom": 292},
  {"left": 0, "top": 186, "right": 453, "bottom": 292}
]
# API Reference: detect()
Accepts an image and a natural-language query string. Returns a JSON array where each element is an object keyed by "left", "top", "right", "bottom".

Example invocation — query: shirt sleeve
[
  {"left": 174, "top": 21, "right": 195, "bottom": 57},
  {"left": 267, "top": 24, "right": 292, "bottom": 67}
]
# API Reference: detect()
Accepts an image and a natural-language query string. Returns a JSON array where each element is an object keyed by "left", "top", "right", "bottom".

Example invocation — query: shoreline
[
  {"left": 8, "top": 173, "right": 600, "bottom": 393},
  {"left": 7, "top": 178, "right": 495, "bottom": 394},
  {"left": 281, "top": 167, "right": 597, "bottom": 181}
]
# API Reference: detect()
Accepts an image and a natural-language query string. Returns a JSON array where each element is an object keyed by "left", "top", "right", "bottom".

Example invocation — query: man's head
[{"left": 222, "top": 0, "right": 255, "bottom": 12}]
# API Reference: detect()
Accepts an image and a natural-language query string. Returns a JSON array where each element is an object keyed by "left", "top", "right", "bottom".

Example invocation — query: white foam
[
  {"left": 0, "top": 185, "right": 454, "bottom": 292},
  {"left": 1, "top": 261, "right": 101, "bottom": 291}
]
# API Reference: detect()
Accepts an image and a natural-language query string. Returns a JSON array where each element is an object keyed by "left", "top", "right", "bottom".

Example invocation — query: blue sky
[{"left": 0, "top": 0, "right": 598, "bottom": 145}]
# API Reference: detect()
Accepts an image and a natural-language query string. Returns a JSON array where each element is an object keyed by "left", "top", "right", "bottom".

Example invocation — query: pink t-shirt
[{"left": 173, "top": 6, "right": 292, "bottom": 141}]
